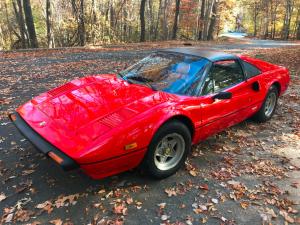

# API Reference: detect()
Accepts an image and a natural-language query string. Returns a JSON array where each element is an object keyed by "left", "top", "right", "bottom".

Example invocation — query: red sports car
[{"left": 9, "top": 48, "right": 290, "bottom": 179}]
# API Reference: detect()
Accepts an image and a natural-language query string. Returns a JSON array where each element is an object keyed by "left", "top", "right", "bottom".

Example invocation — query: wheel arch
[
  {"left": 155, "top": 114, "right": 195, "bottom": 140},
  {"left": 271, "top": 81, "right": 281, "bottom": 95}
]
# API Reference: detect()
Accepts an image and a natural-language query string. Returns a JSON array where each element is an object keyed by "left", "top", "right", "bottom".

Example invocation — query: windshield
[{"left": 119, "top": 52, "right": 210, "bottom": 96}]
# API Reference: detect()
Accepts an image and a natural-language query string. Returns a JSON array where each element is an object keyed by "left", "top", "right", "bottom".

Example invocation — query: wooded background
[{"left": 0, "top": 0, "right": 299, "bottom": 50}]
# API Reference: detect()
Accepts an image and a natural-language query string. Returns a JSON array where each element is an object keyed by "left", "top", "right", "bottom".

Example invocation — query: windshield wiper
[
  {"left": 126, "top": 76, "right": 156, "bottom": 91},
  {"left": 127, "top": 76, "right": 153, "bottom": 83}
]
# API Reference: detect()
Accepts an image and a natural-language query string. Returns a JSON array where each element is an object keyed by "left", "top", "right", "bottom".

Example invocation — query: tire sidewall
[
  {"left": 262, "top": 85, "right": 279, "bottom": 120},
  {"left": 143, "top": 121, "right": 191, "bottom": 178}
]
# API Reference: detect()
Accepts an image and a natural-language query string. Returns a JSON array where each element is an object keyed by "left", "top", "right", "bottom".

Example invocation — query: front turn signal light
[
  {"left": 48, "top": 152, "right": 64, "bottom": 164},
  {"left": 125, "top": 142, "right": 137, "bottom": 150}
]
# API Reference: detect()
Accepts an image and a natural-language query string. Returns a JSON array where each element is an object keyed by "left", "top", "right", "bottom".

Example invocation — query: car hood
[
  {"left": 36, "top": 75, "right": 157, "bottom": 131},
  {"left": 17, "top": 74, "right": 168, "bottom": 157}
]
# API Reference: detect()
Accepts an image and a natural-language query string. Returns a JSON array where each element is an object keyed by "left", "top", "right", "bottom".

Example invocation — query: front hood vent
[{"left": 48, "top": 82, "right": 78, "bottom": 97}]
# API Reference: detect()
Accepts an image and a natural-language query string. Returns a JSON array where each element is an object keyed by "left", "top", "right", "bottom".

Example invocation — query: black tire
[
  {"left": 252, "top": 85, "right": 279, "bottom": 123},
  {"left": 142, "top": 120, "right": 191, "bottom": 179}
]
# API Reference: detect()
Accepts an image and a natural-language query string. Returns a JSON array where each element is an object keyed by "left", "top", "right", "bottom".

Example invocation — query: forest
[{"left": 0, "top": 0, "right": 299, "bottom": 50}]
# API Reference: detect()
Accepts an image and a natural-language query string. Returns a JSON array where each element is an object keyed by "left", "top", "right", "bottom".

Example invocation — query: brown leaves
[
  {"left": 185, "top": 161, "right": 199, "bottom": 177},
  {"left": 54, "top": 194, "right": 79, "bottom": 208},
  {"left": 1, "top": 207, "right": 14, "bottom": 223},
  {"left": 125, "top": 197, "right": 133, "bottom": 205},
  {"left": 113, "top": 203, "right": 128, "bottom": 216},
  {"left": 14, "top": 209, "right": 34, "bottom": 222},
  {"left": 211, "top": 167, "right": 234, "bottom": 180},
  {"left": 21, "top": 169, "right": 35, "bottom": 176},
  {"left": 280, "top": 210, "right": 295, "bottom": 223},
  {"left": 36, "top": 201, "right": 53, "bottom": 214},
  {"left": 49, "top": 219, "right": 63, "bottom": 225},
  {"left": 291, "top": 182, "right": 299, "bottom": 188},
  {"left": 240, "top": 201, "right": 250, "bottom": 209},
  {"left": 0, "top": 193, "right": 7, "bottom": 202},
  {"left": 192, "top": 202, "right": 217, "bottom": 215},
  {"left": 164, "top": 188, "right": 177, "bottom": 197},
  {"left": 199, "top": 184, "right": 209, "bottom": 191}
]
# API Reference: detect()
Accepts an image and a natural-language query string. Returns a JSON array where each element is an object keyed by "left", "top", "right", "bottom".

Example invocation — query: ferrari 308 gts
[{"left": 9, "top": 48, "right": 290, "bottom": 179}]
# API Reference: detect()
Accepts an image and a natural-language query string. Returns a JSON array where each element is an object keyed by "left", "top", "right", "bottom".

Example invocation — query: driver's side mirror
[{"left": 212, "top": 91, "right": 232, "bottom": 100}]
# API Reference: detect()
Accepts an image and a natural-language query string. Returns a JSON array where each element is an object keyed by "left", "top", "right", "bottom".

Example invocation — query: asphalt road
[{"left": 0, "top": 40, "right": 299, "bottom": 225}]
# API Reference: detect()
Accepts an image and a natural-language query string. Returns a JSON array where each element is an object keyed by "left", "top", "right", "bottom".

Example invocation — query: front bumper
[{"left": 9, "top": 112, "right": 79, "bottom": 171}]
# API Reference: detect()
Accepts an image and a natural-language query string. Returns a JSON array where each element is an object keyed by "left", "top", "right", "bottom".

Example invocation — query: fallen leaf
[
  {"left": 161, "top": 214, "right": 169, "bottom": 221},
  {"left": 265, "top": 208, "right": 277, "bottom": 218},
  {"left": 212, "top": 198, "right": 219, "bottom": 204},
  {"left": 291, "top": 182, "right": 299, "bottom": 188},
  {"left": 157, "top": 202, "right": 166, "bottom": 209},
  {"left": 280, "top": 210, "right": 295, "bottom": 223},
  {"left": 4, "top": 213, "right": 14, "bottom": 223},
  {"left": 49, "top": 219, "right": 63, "bottom": 225},
  {"left": 14, "top": 209, "right": 34, "bottom": 222},
  {"left": 22, "top": 170, "right": 35, "bottom": 176},
  {"left": 113, "top": 203, "right": 127, "bottom": 215},
  {"left": 189, "top": 170, "right": 197, "bottom": 176},
  {"left": 126, "top": 197, "right": 133, "bottom": 205},
  {"left": 0, "top": 193, "right": 7, "bottom": 202},
  {"left": 165, "top": 188, "right": 177, "bottom": 197},
  {"left": 199, "top": 184, "right": 209, "bottom": 191},
  {"left": 36, "top": 201, "right": 53, "bottom": 214},
  {"left": 240, "top": 201, "right": 250, "bottom": 209},
  {"left": 193, "top": 208, "right": 203, "bottom": 214}
]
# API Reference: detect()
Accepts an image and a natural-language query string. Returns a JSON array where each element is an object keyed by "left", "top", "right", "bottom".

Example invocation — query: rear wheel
[
  {"left": 252, "top": 85, "right": 278, "bottom": 122},
  {"left": 142, "top": 120, "right": 191, "bottom": 179}
]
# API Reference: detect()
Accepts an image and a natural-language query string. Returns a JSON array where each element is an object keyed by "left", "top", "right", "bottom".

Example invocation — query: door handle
[{"left": 252, "top": 81, "right": 260, "bottom": 91}]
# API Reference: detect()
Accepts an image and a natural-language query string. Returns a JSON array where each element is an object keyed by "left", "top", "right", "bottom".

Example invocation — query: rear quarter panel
[{"left": 240, "top": 55, "right": 290, "bottom": 96}]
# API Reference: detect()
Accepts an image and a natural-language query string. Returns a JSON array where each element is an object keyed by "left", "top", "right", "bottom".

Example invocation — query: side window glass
[
  {"left": 241, "top": 60, "right": 261, "bottom": 78},
  {"left": 201, "top": 60, "right": 244, "bottom": 95},
  {"left": 202, "top": 73, "right": 214, "bottom": 95}
]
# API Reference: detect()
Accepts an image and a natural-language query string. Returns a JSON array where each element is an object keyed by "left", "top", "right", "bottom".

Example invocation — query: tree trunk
[
  {"left": 91, "top": 0, "right": 97, "bottom": 44},
  {"left": 148, "top": 0, "right": 154, "bottom": 40},
  {"left": 23, "top": 0, "right": 38, "bottom": 48},
  {"left": 282, "top": 0, "right": 293, "bottom": 40},
  {"left": 198, "top": 0, "right": 205, "bottom": 40},
  {"left": 262, "top": 0, "right": 269, "bottom": 39},
  {"left": 172, "top": 0, "right": 180, "bottom": 39},
  {"left": 140, "top": 0, "right": 146, "bottom": 42},
  {"left": 253, "top": 1, "right": 258, "bottom": 36},
  {"left": 4, "top": 1, "right": 14, "bottom": 46},
  {"left": 78, "top": 0, "right": 85, "bottom": 46},
  {"left": 12, "top": 0, "right": 27, "bottom": 48},
  {"left": 296, "top": 9, "right": 300, "bottom": 40},
  {"left": 71, "top": 0, "right": 85, "bottom": 46},
  {"left": 162, "top": 0, "right": 168, "bottom": 39},
  {"left": 203, "top": 0, "right": 215, "bottom": 40},
  {"left": 154, "top": 0, "right": 162, "bottom": 40},
  {"left": 297, "top": 22, "right": 300, "bottom": 40},
  {"left": 207, "top": 0, "right": 218, "bottom": 40},
  {"left": 46, "top": 0, "right": 54, "bottom": 48}
]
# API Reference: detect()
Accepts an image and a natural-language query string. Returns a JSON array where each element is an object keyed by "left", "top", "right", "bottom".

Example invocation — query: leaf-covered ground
[{"left": 0, "top": 41, "right": 299, "bottom": 225}]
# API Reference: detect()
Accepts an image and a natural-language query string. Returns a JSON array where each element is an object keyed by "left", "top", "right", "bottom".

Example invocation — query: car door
[{"left": 196, "top": 59, "right": 254, "bottom": 141}]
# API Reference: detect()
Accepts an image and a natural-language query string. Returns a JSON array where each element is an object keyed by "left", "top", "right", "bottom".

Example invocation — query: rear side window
[{"left": 241, "top": 60, "right": 261, "bottom": 78}]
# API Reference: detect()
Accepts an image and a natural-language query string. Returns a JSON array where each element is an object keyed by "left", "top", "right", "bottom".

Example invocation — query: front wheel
[
  {"left": 252, "top": 85, "right": 278, "bottom": 123},
  {"left": 142, "top": 120, "right": 191, "bottom": 179}
]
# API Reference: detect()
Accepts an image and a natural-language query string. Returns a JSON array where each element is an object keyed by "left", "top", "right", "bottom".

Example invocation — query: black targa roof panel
[{"left": 160, "top": 48, "right": 238, "bottom": 62}]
